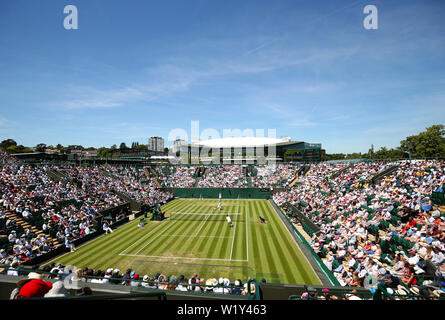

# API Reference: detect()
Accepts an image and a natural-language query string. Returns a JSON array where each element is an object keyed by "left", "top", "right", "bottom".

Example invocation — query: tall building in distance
[
  {"left": 171, "top": 139, "right": 187, "bottom": 154},
  {"left": 148, "top": 136, "right": 164, "bottom": 152}
]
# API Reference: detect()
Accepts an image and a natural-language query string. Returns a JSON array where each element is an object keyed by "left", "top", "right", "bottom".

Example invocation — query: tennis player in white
[{"left": 226, "top": 214, "right": 232, "bottom": 227}]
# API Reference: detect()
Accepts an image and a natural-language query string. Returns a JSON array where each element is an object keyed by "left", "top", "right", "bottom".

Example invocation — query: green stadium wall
[{"left": 171, "top": 188, "right": 271, "bottom": 199}]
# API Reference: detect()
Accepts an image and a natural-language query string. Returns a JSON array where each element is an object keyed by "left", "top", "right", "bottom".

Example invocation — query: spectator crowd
[
  {"left": 198, "top": 165, "right": 249, "bottom": 188},
  {"left": 274, "top": 160, "right": 445, "bottom": 295},
  {"left": 0, "top": 151, "right": 172, "bottom": 267},
  {"left": 2, "top": 148, "right": 444, "bottom": 299},
  {"left": 4, "top": 262, "right": 253, "bottom": 299}
]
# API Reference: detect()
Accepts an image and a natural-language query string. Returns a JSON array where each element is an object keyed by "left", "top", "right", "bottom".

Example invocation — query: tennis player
[{"left": 226, "top": 214, "right": 233, "bottom": 227}]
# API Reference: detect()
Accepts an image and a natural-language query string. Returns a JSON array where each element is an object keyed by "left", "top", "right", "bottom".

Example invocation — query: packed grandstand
[{"left": 0, "top": 149, "right": 444, "bottom": 300}]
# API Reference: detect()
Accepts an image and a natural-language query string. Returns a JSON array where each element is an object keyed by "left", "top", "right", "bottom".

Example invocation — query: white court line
[
  {"left": 172, "top": 212, "right": 243, "bottom": 215},
  {"left": 246, "top": 201, "right": 249, "bottom": 260},
  {"left": 133, "top": 219, "right": 181, "bottom": 255},
  {"left": 119, "top": 220, "right": 178, "bottom": 255},
  {"left": 120, "top": 199, "right": 250, "bottom": 261},
  {"left": 119, "top": 253, "right": 248, "bottom": 262},
  {"left": 229, "top": 202, "right": 239, "bottom": 260},
  {"left": 160, "top": 234, "right": 232, "bottom": 239},
  {"left": 194, "top": 214, "right": 211, "bottom": 237}
]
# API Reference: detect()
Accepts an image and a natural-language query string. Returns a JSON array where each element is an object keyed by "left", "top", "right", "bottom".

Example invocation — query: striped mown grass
[{"left": 47, "top": 199, "right": 321, "bottom": 285}]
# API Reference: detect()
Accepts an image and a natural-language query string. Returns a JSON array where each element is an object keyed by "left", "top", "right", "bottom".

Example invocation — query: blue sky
[{"left": 0, "top": 0, "right": 444, "bottom": 153}]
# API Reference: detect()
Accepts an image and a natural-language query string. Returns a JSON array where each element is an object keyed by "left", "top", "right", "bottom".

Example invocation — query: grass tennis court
[{"left": 47, "top": 199, "right": 321, "bottom": 285}]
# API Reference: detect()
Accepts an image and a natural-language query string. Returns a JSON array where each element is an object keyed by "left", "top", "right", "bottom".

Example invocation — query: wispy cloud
[
  {"left": 56, "top": 86, "right": 142, "bottom": 109},
  {"left": 0, "top": 115, "right": 20, "bottom": 136},
  {"left": 0, "top": 116, "right": 9, "bottom": 127},
  {"left": 0, "top": 115, "right": 19, "bottom": 130},
  {"left": 287, "top": 118, "right": 319, "bottom": 127},
  {"left": 50, "top": 43, "right": 360, "bottom": 110}
]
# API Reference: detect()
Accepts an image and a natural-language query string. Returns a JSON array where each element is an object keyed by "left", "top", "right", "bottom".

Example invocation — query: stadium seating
[{"left": 1, "top": 148, "right": 444, "bottom": 299}]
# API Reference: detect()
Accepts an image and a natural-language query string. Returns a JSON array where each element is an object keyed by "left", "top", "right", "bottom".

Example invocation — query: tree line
[
  {"left": 325, "top": 124, "right": 445, "bottom": 160},
  {"left": 0, "top": 140, "right": 169, "bottom": 158},
  {"left": 2, "top": 124, "right": 443, "bottom": 160}
]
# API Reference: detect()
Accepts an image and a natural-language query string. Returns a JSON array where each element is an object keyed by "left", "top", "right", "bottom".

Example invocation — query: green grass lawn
[{"left": 48, "top": 199, "right": 321, "bottom": 285}]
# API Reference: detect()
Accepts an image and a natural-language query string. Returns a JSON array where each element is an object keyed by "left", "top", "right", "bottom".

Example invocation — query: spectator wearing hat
[
  {"left": 7, "top": 260, "right": 20, "bottom": 276},
  {"left": 131, "top": 274, "right": 141, "bottom": 287},
  {"left": 8, "top": 231, "right": 17, "bottom": 243},
  {"left": 430, "top": 247, "right": 444, "bottom": 267},
  {"left": 111, "top": 269, "right": 121, "bottom": 284},
  {"left": 141, "top": 275, "right": 150, "bottom": 288},
  {"left": 214, "top": 278, "right": 231, "bottom": 294},
  {"left": 395, "top": 284, "right": 410, "bottom": 296},
  {"left": 157, "top": 275, "right": 168, "bottom": 290},
  {"left": 44, "top": 280, "right": 69, "bottom": 298},
  {"left": 420, "top": 197, "right": 432, "bottom": 213},
  {"left": 14, "top": 272, "right": 53, "bottom": 299},
  {"left": 90, "top": 270, "right": 105, "bottom": 284},
  {"left": 64, "top": 237, "right": 76, "bottom": 252},
  {"left": 232, "top": 280, "right": 243, "bottom": 294},
  {"left": 121, "top": 270, "right": 133, "bottom": 286},
  {"left": 145, "top": 276, "right": 158, "bottom": 289},
  {"left": 175, "top": 279, "right": 188, "bottom": 291}
]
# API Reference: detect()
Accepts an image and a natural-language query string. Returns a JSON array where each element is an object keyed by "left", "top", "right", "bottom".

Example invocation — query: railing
[
  {"left": 369, "top": 165, "right": 400, "bottom": 184},
  {"left": 112, "top": 190, "right": 142, "bottom": 211},
  {"left": 45, "top": 168, "right": 69, "bottom": 183},
  {"left": 302, "top": 164, "right": 311, "bottom": 176},
  {"left": 285, "top": 203, "right": 320, "bottom": 234},
  {"left": 330, "top": 164, "right": 353, "bottom": 179},
  {"left": 3, "top": 267, "right": 259, "bottom": 300},
  {"left": 30, "top": 290, "right": 168, "bottom": 300},
  {"left": 289, "top": 288, "right": 373, "bottom": 300},
  {"left": 288, "top": 284, "right": 445, "bottom": 300}
]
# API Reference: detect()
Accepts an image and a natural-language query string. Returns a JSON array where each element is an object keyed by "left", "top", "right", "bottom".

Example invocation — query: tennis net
[{"left": 169, "top": 212, "right": 245, "bottom": 222}]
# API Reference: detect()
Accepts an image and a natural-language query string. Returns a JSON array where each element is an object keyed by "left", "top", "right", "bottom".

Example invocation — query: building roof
[
  {"left": 190, "top": 137, "right": 295, "bottom": 148},
  {"left": 151, "top": 155, "right": 175, "bottom": 159}
]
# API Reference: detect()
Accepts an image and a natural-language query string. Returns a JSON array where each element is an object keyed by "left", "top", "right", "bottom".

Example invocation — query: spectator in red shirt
[
  {"left": 402, "top": 217, "right": 417, "bottom": 234},
  {"left": 17, "top": 272, "right": 53, "bottom": 299}
]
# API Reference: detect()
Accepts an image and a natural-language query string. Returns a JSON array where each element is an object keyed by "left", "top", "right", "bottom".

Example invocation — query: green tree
[
  {"left": 66, "top": 145, "right": 84, "bottom": 151},
  {"left": 325, "top": 153, "right": 346, "bottom": 160},
  {"left": 35, "top": 143, "right": 47, "bottom": 152},
  {"left": 97, "top": 147, "right": 110, "bottom": 158},
  {"left": 1, "top": 139, "right": 17, "bottom": 150},
  {"left": 6, "top": 145, "right": 17, "bottom": 153},
  {"left": 15, "top": 145, "right": 32, "bottom": 153},
  {"left": 345, "top": 153, "right": 361, "bottom": 159},
  {"left": 400, "top": 124, "right": 445, "bottom": 158},
  {"left": 135, "top": 144, "right": 148, "bottom": 152}
]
